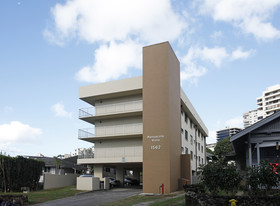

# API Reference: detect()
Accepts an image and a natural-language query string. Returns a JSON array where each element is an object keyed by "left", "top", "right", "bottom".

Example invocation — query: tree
[
  {"left": 200, "top": 158, "right": 242, "bottom": 195},
  {"left": 214, "top": 136, "right": 233, "bottom": 158}
]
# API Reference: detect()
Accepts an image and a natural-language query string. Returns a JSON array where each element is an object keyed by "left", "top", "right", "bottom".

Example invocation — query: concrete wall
[
  {"left": 143, "top": 42, "right": 181, "bottom": 194},
  {"left": 94, "top": 138, "right": 143, "bottom": 163},
  {"left": 43, "top": 174, "right": 79, "bottom": 190},
  {"left": 76, "top": 177, "right": 100, "bottom": 191}
]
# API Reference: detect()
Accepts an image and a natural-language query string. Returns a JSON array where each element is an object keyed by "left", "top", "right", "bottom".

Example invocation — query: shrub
[{"left": 200, "top": 159, "right": 242, "bottom": 195}]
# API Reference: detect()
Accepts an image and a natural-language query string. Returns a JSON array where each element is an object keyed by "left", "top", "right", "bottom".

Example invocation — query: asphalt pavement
[{"left": 33, "top": 188, "right": 142, "bottom": 206}]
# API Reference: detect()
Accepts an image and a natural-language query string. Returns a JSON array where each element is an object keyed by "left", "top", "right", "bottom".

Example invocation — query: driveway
[{"left": 33, "top": 188, "right": 142, "bottom": 206}]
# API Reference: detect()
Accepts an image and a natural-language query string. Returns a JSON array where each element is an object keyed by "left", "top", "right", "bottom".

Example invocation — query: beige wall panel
[{"left": 143, "top": 42, "right": 181, "bottom": 194}]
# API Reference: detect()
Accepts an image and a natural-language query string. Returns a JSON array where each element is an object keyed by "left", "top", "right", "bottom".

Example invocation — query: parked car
[
  {"left": 109, "top": 177, "right": 120, "bottom": 188},
  {"left": 124, "top": 177, "right": 139, "bottom": 186}
]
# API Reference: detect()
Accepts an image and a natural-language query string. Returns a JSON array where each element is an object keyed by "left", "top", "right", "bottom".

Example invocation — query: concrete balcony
[
  {"left": 77, "top": 155, "right": 143, "bottom": 165},
  {"left": 79, "top": 100, "right": 142, "bottom": 124},
  {"left": 78, "top": 123, "right": 143, "bottom": 142}
]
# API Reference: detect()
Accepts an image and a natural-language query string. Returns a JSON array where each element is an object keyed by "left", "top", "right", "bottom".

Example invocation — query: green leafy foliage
[
  {"left": 214, "top": 136, "right": 233, "bottom": 158},
  {"left": 200, "top": 159, "right": 242, "bottom": 195},
  {"left": 0, "top": 155, "right": 44, "bottom": 192},
  {"left": 247, "top": 161, "right": 280, "bottom": 195}
]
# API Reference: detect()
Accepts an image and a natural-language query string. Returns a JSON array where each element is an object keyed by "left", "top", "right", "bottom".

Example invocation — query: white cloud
[
  {"left": 181, "top": 45, "right": 254, "bottom": 83},
  {"left": 181, "top": 63, "right": 207, "bottom": 84},
  {"left": 0, "top": 121, "right": 42, "bottom": 144},
  {"left": 3, "top": 106, "right": 13, "bottom": 113},
  {"left": 45, "top": 0, "right": 187, "bottom": 44},
  {"left": 231, "top": 47, "right": 255, "bottom": 61},
  {"left": 200, "top": 0, "right": 280, "bottom": 41},
  {"left": 225, "top": 116, "right": 243, "bottom": 128},
  {"left": 51, "top": 103, "right": 72, "bottom": 118},
  {"left": 211, "top": 31, "right": 223, "bottom": 41},
  {"left": 75, "top": 41, "right": 142, "bottom": 83},
  {"left": 207, "top": 130, "right": 217, "bottom": 144},
  {"left": 45, "top": 0, "right": 188, "bottom": 83}
]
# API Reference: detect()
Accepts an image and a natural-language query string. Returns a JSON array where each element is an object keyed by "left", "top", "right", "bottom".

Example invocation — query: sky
[{"left": 0, "top": 0, "right": 280, "bottom": 157}]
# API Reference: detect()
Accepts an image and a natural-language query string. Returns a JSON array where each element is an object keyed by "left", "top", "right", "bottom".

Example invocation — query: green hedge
[{"left": 0, "top": 155, "right": 44, "bottom": 192}]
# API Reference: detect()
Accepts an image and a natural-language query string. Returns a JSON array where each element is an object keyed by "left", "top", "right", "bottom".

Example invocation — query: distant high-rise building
[
  {"left": 243, "top": 109, "right": 264, "bottom": 128},
  {"left": 243, "top": 84, "right": 280, "bottom": 128},
  {"left": 216, "top": 127, "right": 242, "bottom": 142}
]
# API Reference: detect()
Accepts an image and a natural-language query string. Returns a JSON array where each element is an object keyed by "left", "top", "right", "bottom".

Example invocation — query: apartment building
[
  {"left": 216, "top": 127, "right": 242, "bottom": 142},
  {"left": 243, "top": 84, "right": 280, "bottom": 128},
  {"left": 257, "top": 84, "right": 280, "bottom": 118},
  {"left": 243, "top": 109, "right": 264, "bottom": 128},
  {"left": 77, "top": 42, "right": 208, "bottom": 194}
]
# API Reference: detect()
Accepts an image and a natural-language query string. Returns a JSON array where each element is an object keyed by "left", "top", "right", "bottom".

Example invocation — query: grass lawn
[
  {"left": 0, "top": 186, "right": 84, "bottom": 205},
  {"left": 102, "top": 191, "right": 185, "bottom": 206}
]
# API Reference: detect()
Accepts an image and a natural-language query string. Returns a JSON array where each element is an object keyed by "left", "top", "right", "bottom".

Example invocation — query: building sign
[{"left": 147, "top": 135, "right": 165, "bottom": 150}]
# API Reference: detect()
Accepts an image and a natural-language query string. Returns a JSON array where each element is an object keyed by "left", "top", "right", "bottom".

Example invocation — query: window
[
  {"left": 190, "top": 120, "right": 193, "bottom": 129},
  {"left": 184, "top": 112, "right": 188, "bottom": 123},
  {"left": 185, "top": 147, "right": 188, "bottom": 154},
  {"left": 190, "top": 151, "right": 193, "bottom": 160},
  {"left": 202, "top": 158, "right": 204, "bottom": 164},
  {"left": 201, "top": 146, "right": 203, "bottom": 153},
  {"left": 199, "top": 156, "right": 201, "bottom": 164},
  {"left": 190, "top": 135, "right": 193, "bottom": 145},
  {"left": 181, "top": 147, "right": 184, "bottom": 153},
  {"left": 185, "top": 130, "right": 188, "bottom": 141},
  {"left": 198, "top": 131, "right": 200, "bottom": 138},
  {"left": 198, "top": 143, "right": 200, "bottom": 151}
]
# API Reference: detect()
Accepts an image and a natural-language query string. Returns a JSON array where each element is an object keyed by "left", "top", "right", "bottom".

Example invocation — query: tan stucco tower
[{"left": 143, "top": 42, "right": 181, "bottom": 194}]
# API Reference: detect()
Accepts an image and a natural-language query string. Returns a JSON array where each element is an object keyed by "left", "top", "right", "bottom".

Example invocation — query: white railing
[
  {"left": 79, "top": 123, "right": 143, "bottom": 138},
  {"left": 79, "top": 107, "right": 95, "bottom": 118}
]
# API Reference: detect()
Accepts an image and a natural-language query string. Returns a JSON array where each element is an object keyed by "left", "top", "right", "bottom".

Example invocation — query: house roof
[{"left": 230, "top": 110, "right": 280, "bottom": 143}]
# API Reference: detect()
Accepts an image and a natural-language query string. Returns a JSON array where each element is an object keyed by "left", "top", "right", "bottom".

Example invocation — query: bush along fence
[
  {"left": 184, "top": 159, "right": 280, "bottom": 205},
  {"left": 0, "top": 155, "right": 44, "bottom": 192}
]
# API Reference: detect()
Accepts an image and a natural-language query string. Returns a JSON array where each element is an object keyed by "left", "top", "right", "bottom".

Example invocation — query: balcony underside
[
  {"left": 79, "top": 133, "right": 142, "bottom": 142},
  {"left": 80, "top": 111, "right": 142, "bottom": 124},
  {"left": 81, "top": 89, "right": 142, "bottom": 106}
]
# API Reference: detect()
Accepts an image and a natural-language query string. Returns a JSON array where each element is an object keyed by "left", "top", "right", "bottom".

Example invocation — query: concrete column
[
  {"left": 116, "top": 165, "right": 124, "bottom": 186},
  {"left": 94, "top": 165, "right": 103, "bottom": 180}
]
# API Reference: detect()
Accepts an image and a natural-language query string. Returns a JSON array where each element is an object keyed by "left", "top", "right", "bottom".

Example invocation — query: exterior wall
[
  {"left": 76, "top": 177, "right": 100, "bottom": 191},
  {"left": 94, "top": 138, "right": 142, "bottom": 163},
  {"left": 143, "top": 42, "right": 181, "bottom": 194},
  {"left": 181, "top": 111, "right": 206, "bottom": 175},
  {"left": 95, "top": 95, "right": 142, "bottom": 116},
  {"left": 95, "top": 117, "right": 142, "bottom": 136},
  {"left": 43, "top": 174, "right": 79, "bottom": 190}
]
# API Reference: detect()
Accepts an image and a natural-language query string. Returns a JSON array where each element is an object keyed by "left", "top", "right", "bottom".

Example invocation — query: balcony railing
[
  {"left": 79, "top": 100, "right": 142, "bottom": 118},
  {"left": 79, "top": 123, "right": 143, "bottom": 138},
  {"left": 79, "top": 107, "right": 95, "bottom": 118}
]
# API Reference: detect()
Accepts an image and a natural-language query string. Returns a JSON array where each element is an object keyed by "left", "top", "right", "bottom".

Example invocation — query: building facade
[
  {"left": 243, "top": 84, "right": 280, "bottom": 128},
  {"left": 77, "top": 42, "right": 208, "bottom": 194},
  {"left": 216, "top": 127, "right": 242, "bottom": 142},
  {"left": 243, "top": 109, "right": 264, "bottom": 128}
]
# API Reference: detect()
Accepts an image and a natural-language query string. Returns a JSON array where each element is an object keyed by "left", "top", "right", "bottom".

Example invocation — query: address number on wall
[{"left": 150, "top": 145, "right": 161, "bottom": 150}]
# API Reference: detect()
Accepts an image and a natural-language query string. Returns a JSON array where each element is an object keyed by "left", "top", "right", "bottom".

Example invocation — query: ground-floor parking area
[{"left": 33, "top": 188, "right": 142, "bottom": 206}]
